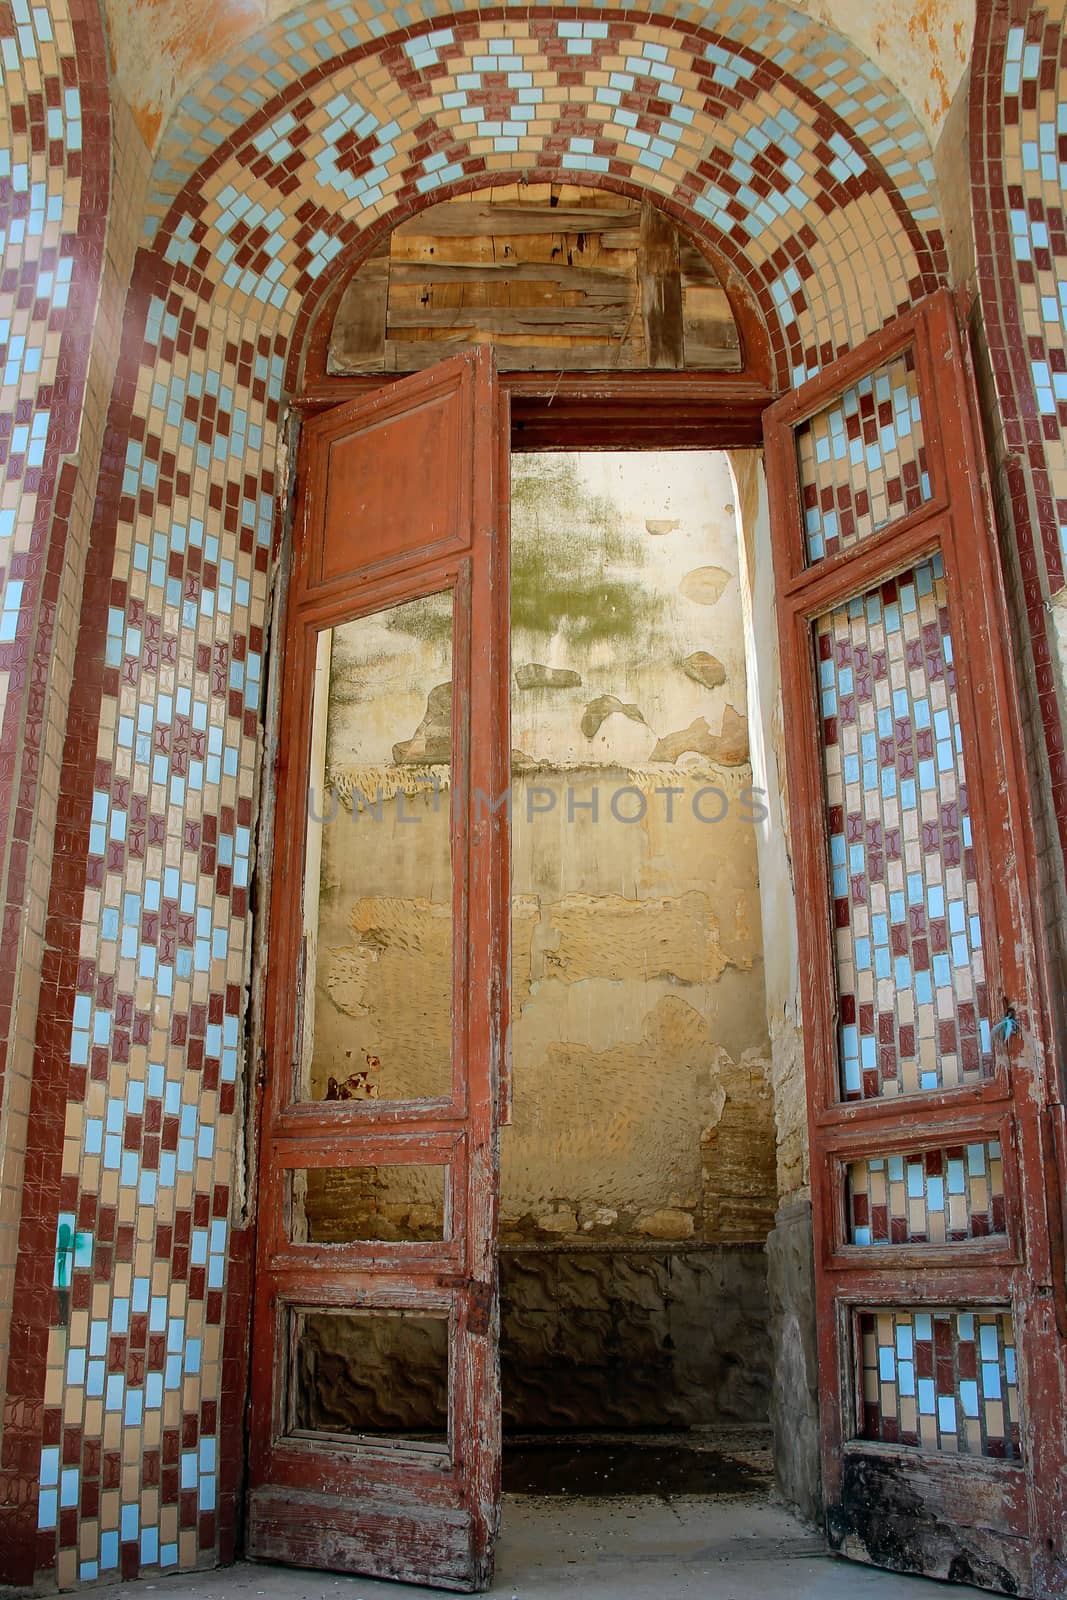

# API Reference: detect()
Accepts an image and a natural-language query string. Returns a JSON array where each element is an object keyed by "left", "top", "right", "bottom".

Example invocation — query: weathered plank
[
  {"left": 327, "top": 183, "right": 740, "bottom": 375},
  {"left": 382, "top": 340, "right": 648, "bottom": 372},
  {"left": 386, "top": 304, "right": 633, "bottom": 331},
  {"left": 389, "top": 261, "right": 634, "bottom": 292},
  {"left": 679, "top": 240, "right": 723, "bottom": 286},
  {"left": 393, "top": 202, "right": 640, "bottom": 237},
  {"left": 327, "top": 240, "right": 390, "bottom": 373},
  {"left": 682, "top": 282, "right": 740, "bottom": 369},
  {"left": 638, "top": 199, "right": 683, "bottom": 369}
]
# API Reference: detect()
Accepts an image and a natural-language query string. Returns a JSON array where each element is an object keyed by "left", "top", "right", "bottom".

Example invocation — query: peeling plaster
[{"left": 109, "top": 0, "right": 973, "bottom": 158}]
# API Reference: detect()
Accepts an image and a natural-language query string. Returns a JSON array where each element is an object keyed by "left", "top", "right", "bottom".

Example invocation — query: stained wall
[{"left": 301, "top": 451, "right": 777, "bottom": 1427}]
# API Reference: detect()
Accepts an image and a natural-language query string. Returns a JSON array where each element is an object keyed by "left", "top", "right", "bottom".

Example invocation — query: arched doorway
[{"left": 243, "top": 184, "right": 1067, "bottom": 1595}]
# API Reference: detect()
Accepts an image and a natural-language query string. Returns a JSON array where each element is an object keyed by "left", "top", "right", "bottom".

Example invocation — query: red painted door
[
  {"left": 765, "top": 290, "right": 1067, "bottom": 1596},
  {"left": 246, "top": 349, "right": 510, "bottom": 1591}
]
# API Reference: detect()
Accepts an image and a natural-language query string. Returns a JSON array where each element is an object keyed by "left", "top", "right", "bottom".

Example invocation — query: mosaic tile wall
[
  {"left": 0, "top": 0, "right": 115, "bottom": 1568},
  {"left": 6, "top": 15, "right": 949, "bottom": 1577},
  {"left": 971, "top": 2, "right": 1067, "bottom": 1055},
  {"left": 797, "top": 347, "right": 932, "bottom": 564},
  {"left": 137, "top": 6, "right": 949, "bottom": 391},
  {"left": 7, "top": 1, "right": 1066, "bottom": 1587},
  {"left": 818, "top": 555, "right": 994, "bottom": 1101},
  {"left": 858, "top": 1308, "right": 1020, "bottom": 1458},
  {"left": 0, "top": 0, "right": 100, "bottom": 1106},
  {"left": 847, "top": 1142, "right": 1007, "bottom": 1245}
]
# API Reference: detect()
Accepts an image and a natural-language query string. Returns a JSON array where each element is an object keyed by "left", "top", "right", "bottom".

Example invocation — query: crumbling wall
[{"left": 298, "top": 452, "right": 778, "bottom": 1429}]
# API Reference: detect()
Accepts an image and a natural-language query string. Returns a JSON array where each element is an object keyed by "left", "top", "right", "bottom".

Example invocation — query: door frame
[{"left": 243, "top": 298, "right": 1065, "bottom": 1589}]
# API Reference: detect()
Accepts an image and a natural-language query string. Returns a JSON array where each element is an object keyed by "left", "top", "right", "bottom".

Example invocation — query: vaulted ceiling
[{"left": 108, "top": 0, "right": 975, "bottom": 156}]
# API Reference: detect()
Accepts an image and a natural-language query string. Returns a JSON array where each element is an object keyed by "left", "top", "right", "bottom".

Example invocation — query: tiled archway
[{"left": 0, "top": 2, "right": 1007, "bottom": 1587}]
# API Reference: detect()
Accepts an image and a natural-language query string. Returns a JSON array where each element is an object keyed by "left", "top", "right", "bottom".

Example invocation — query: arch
[
  {"left": 10, "top": 4, "right": 968, "bottom": 1584},
  {"left": 292, "top": 169, "right": 775, "bottom": 390}
]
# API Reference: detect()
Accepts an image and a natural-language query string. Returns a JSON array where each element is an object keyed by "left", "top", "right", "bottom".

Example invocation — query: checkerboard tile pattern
[
  {"left": 847, "top": 1143, "right": 1007, "bottom": 1246},
  {"left": 26, "top": 295, "right": 279, "bottom": 1581},
  {"left": 858, "top": 1309, "right": 1020, "bottom": 1458},
  {"left": 147, "top": 2, "right": 943, "bottom": 237},
  {"left": 817, "top": 555, "right": 993, "bottom": 1101},
  {"left": 0, "top": 0, "right": 112, "bottom": 1578},
  {"left": 1001, "top": 16, "right": 1067, "bottom": 576},
  {"left": 0, "top": 0, "right": 93, "bottom": 1089},
  {"left": 797, "top": 347, "right": 931, "bottom": 563}
]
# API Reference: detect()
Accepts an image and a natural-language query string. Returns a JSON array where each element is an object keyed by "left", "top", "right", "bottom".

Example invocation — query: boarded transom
[{"left": 327, "top": 183, "right": 742, "bottom": 375}]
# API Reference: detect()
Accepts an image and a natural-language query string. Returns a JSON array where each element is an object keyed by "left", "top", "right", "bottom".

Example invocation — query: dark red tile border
[{"left": 0, "top": 0, "right": 113, "bottom": 1562}]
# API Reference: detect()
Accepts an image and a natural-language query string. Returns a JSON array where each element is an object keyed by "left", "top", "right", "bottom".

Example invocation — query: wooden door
[
  {"left": 765, "top": 291, "right": 1067, "bottom": 1596},
  {"left": 246, "top": 349, "right": 510, "bottom": 1591}
]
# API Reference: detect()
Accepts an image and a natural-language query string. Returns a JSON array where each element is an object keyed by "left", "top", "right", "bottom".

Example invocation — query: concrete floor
[{"left": 93, "top": 1496, "right": 978, "bottom": 1599}]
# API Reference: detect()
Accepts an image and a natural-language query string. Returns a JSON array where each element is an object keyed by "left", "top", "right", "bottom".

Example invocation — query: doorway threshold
[{"left": 502, "top": 1425, "right": 772, "bottom": 1498}]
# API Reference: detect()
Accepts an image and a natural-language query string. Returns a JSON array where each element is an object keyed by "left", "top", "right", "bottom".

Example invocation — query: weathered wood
[
  {"left": 638, "top": 200, "right": 684, "bottom": 369},
  {"left": 393, "top": 202, "right": 640, "bottom": 237},
  {"left": 249, "top": 351, "right": 508, "bottom": 1589},
  {"left": 679, "top": 240, "right": 722, "bottom": 286},
  {"left": 247, "top": 1487, "right": 477, "bottom": 1591},
  {"left": 765, "top": 289, "right": 1067, "bottom": 1597},
  {"left": 386, "top": 304, "right": 632, "bottom": 331},
  {"left": 389, "top": 261, "right": 633, "bottom": 294},
  {"left": 383, "top": 341, "right": 648, "bottom": 373},
  {"left": 328, "top": 239, "right": 390, "bottom": 372},
  {"left": 326, "top": 183, "right": 741, "bottom": 377}
]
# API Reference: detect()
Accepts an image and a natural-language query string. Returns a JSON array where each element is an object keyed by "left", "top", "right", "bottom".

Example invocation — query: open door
[
  {"left": 246, "top": 348, "right": 510, "bottom": 1591},
  {"left": 766, "top": 291, "right": 1067, "bottom": 1596}
]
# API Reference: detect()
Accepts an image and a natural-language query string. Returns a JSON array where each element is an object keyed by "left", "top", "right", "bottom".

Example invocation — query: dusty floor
[{"left": 91, "top": 1496, "right": 978, "bottom": 1600}]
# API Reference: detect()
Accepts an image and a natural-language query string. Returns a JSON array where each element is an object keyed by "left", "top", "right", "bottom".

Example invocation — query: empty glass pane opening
[
  {"left": 287, "top": 1307, "right": 450, "bottom": 1447},
  {"left": 287, "top": 1165, "right": 448, "bottom": 1243},
  {"left": 298, "top": 591, "right": 455, "bottom": 1103}
]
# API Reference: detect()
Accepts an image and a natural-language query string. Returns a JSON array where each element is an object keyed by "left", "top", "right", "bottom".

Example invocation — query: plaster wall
[
  {"left": 729, "top": 451, "right": 806, "bottom": 1206},
  {"left": 298, "top": 450, "right": 777, "bottom": 1431}
]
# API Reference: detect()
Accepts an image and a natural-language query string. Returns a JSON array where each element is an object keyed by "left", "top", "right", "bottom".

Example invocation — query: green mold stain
[
  {"left": 511, "top": 457, "right": 667, "bottom": 646},
  {"left": 380, "top": 456, "right": 669, "bottom": 649}
]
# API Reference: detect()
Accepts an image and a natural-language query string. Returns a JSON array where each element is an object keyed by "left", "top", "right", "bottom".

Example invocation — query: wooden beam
[
  {"left": 382, "top": 340, "right": 645, "bottom": 373},
  {"left": 386, "top": 304, "right": 632, "bottom": 331},
  {"left": 388, "top": 261, "right": 632, "bottom": 292}
]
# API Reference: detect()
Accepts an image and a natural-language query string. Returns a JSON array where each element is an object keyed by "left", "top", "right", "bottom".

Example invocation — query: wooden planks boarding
[{"left": 327, "top": 183, "right": 742, "bottom": 375}]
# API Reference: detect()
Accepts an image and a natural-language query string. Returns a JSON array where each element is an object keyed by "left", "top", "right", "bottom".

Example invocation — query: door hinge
[
  {"left": 467, "top": 1280, "right": 493, "bottom": 1339},
  {"left": 438, "top": 1276, "right": 494, "bottom": 1338}
]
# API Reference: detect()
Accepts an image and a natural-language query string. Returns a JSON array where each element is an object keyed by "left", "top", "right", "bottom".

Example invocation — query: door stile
[{"left": 441, "top": 353, "right": 510, "bottom": 1586}]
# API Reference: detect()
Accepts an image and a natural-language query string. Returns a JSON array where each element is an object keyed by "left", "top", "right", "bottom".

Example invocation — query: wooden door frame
[
  {"left": 246, "top": 306, "right": 1065, "bottom": 1583},
  {"left": 292, "top": 368, "right": 772, "bottom": 450}
]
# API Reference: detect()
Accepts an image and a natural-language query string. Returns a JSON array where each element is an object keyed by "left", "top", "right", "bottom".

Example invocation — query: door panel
[
  {"left": 765, "top": 291, "right": 1067, "bottom": 1596},
  {"left": 248, "top": 349, "right": 510, "bottom": 1592}
]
